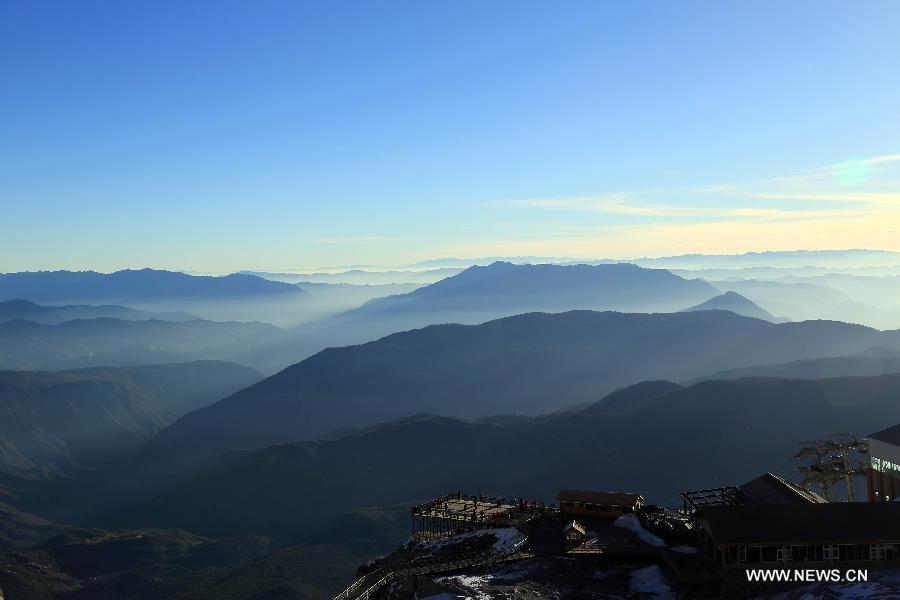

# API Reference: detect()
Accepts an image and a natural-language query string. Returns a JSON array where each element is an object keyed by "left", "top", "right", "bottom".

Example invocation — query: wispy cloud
[
  {"left": 467, "top": 152, "right": 900, "bottom": 259},
  {"left": 496, "top": 152, "right": 900, "bottom": 222},
  {"left": 499, "top": 193, "right": 717, "bottom": 217}
]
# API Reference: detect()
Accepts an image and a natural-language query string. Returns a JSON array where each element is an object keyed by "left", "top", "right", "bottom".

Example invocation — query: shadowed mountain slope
[
  {"left": 82, "top": 374, "right": 900, "bottom": 540},
  {"left": 0, "top": 507, "right": 409, "bottom": 600},
  {"left": 0, "top": 361, "right": 261, "bottom": 478},
  {"left": 144, "top": 310, "right": 900, "bottom": 468}
]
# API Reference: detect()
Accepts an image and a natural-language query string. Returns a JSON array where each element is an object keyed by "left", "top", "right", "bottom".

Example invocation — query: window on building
[
  {"left": 761, "top": 546, "right": 778, "bottom": 563},
  {"left": 823, "top": 545, "right": 838, "bottom": 561}
]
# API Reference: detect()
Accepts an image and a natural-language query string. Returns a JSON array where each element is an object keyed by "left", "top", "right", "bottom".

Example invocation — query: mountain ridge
[
  {"left": 0, "top": 269, "right": 304, "bottom": 302},
  {"left": 141, "top": 309, "right": 900, "bottom": 470},
  {"left": 0, "top": 298, "right": 197, "bottom": 324}
]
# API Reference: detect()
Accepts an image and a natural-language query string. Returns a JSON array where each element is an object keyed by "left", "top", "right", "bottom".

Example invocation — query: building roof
[
  {"left": 700, "top": 503, "right": 900, "bottom": 545},
  {"left": 739, "top": 472, "right": 826, "bottom": 506},
  {"left": 557, "top": 489, "right": 643, "bottom": 507},
  {"left": 870, "top": 424, "right": 900, "bottom": 447},
  {"left": 681, "top": 486, "right": 753, "bottom": 512}
]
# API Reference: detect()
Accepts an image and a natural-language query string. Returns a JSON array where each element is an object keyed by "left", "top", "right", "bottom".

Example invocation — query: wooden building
[
  {"left": 557, "top": 489, "right": 644, "bottom": 519},
  {"left": 868, "top": 424, "right": 900, "bottom": 502},
  {"left": 563, "top": 520, "right": 587, "bottom": 545}
]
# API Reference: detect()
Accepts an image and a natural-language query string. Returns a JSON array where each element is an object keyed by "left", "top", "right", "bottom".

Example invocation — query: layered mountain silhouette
[
  {"left": 245, "top": 262, "right": 723, "bottom": 371},
  {"left": 0, "top": 299, "right": 196, "bottom": 324},
  {"left": 83, "top": 374, "right": 900, "bottom": 540},
  {"left": 0, "top": 269, "right": 303, "bottom": 302},
  {"left": 0, "top": 361, "right": 261, "bottom": 478},
  {"left": 0, "top": 318, "right": 285, "bottom": 370},
  {"left": 682, "top": 291, "right": 786, "bottom": 322},
  {"left": 144, "top": 310, "right": 900, "bottom": 468}
]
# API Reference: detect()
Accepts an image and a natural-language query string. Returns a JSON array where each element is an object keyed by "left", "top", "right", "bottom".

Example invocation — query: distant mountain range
[
  {"left": 144, "top": 309, "right": 900, "bottom": 469},
  {"left": 245, "top": 268, "right": 460, "bottom": 285},
  {"left": 683, "top": 291, "right": 786, "bottom": 322},
  {"left": 631, "top": 249, "right": 900, "bottom": 270},
  {"left": 0, "top": 269, "right": 304, "bottom": 302},
  {"left": 246, "top": 262, "right": 723, "bottom": 371},
  {"left": 354, "top": 261, "right": 717, "bottom": 316},
  {"left": 0, "top": 317, "right": 285, "bottom": 370},
  {"left": 0, "top": 361, "right": 261, "bottom": 478},
  {"left": 0, "top": 299, "right": 196, "bottom": 324},
  {"left": 410, "top": 249, "right": 900, "bottom": 270}
]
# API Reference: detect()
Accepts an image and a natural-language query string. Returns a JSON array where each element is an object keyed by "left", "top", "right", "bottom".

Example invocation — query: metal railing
[{"left": 332, "top": 541, "right": 532, "bottom": 600}]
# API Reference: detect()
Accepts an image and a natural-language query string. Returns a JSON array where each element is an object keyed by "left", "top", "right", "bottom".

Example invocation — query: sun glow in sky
[{"left": 2, "top": 1, "right": 900, "bottom": 272}]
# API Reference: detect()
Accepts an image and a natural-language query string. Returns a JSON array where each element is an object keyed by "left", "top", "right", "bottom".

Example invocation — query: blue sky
[{"left": 2, "top": 1, "right": 900, "bottom": 272}]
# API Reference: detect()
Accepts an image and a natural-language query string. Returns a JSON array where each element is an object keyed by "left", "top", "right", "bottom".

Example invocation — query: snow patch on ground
[
  {"left": 491, "top": 527, "right": 527, "bottom": 554},
  {"left": 614, "top": 514, "right": 665, "bottom": 547},
  {"left": 415, "top": 527, "right": 525, "bottom": 558},
  {"left": 415, "top": 529, "right": 485, "bottom": 552},
  {"left": 437, "top": 559, "right": 531, "bottom": 596},
  {"left": 629, "top": 565, "right": 675, "bottom": 599},
  {"left": 671, "top": 545, "right": 698, "bottom": 554},
  {"left": 438, "top": 574, "right": 492, "bottom": 600},
  {"left": 421, "top": 595, "right": 457, "bottom": 600}
]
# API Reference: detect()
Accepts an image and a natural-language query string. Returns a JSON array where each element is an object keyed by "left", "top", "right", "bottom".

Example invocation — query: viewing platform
[{"left": 411, "top": 493, "right": 558, "bottom": 539}]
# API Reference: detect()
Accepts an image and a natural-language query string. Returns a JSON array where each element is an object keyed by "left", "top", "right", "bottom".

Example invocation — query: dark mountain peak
[
  {"left": 482, "top": 260, "right": 516, "bottom": 269},
  {"left": 687, "top": 290, "right": 757, "bottom": 309},
  {"left": 684, "top": 290, "right": 784, "bottom": 322},
  {"left": 2, "top": 298, "right": 40, "bottom": 309},
  {"left": 720, "top": 290, "right": 748, "bottom": 300}
]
